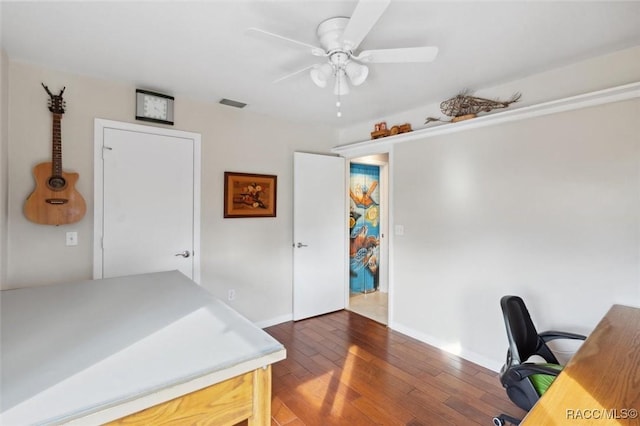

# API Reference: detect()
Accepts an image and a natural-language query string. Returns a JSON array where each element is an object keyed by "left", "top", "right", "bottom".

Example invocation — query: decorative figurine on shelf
[
  {"left": 370, "top": 121, "right": 412, "bottom": 139},
  {"left": 371, "top": 122, "right": 389, "bottom": 139},
  {"left": 425, "top": 91, "right": 522, "bottom": 124}
]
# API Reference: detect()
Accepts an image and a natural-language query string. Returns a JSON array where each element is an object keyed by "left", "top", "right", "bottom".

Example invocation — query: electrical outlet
[
  {"left": 228, "top": 289, "right": 236, "bottom": 301},
  {"left": 66, "top": 231, "right": 78, "bottom": 246}
]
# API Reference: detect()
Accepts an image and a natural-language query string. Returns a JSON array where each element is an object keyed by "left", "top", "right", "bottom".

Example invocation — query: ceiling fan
[{"left": 246, "top": 0, "right": 438, "bottom": 101}]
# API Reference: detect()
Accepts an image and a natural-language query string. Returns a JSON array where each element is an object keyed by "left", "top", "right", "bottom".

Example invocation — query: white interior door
[
  {"left": 94, "top": 120, "right": 201, "bottom": 282},
  {"left": 293, "top": 152, "right": 346, "bottom": 320}
]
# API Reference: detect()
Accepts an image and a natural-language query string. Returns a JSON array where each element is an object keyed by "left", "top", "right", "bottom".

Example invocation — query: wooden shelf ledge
[{"left": 332, "top": 82, "right": 640, "bottom": 157}]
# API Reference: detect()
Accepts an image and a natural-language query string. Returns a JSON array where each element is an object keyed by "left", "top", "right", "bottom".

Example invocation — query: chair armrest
[
  {"left": 506, "top": 363, "right": 562, "bottom": 382},
  {"left": 540, "top": 330, "right": 587, "bottom": 342}
]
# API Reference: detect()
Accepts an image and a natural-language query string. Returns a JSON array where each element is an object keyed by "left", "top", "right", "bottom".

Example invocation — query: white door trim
[
  {"left": 93, "top": 119, "right": 201, "bottom": 283},
  {"left": 340, "top": 147, "right": 395, "bottom": 327}
]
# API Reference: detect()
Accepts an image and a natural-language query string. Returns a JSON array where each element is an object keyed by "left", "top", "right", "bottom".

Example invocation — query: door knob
[
  {"left": 296, "top": 242, "right": 308, "bottom": 248},
  {"left": 175, "top": 250, "right": 190, "bottom": 258}
]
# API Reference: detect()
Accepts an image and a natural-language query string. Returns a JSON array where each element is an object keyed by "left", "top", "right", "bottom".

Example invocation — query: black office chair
[{"left": 493, "top": 295, "right": 586, "bottom": 426}]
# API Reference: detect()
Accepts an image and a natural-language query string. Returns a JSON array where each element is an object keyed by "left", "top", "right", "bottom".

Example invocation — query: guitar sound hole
[{"left": 48, "top": 176, "right": 67, "bottom": 190}]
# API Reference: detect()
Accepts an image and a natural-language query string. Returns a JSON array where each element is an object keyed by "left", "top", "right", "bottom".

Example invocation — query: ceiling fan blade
[
  {"left": 356, "top": 46, "right": 439, "bottom": 63},
  {"left": 340, "top": 0, "right": 391, "bottom": 51},
  {"left": 272, "top": 65, "right": 316, "bottom": 84},
  {"left": 245, "top": 28, "right": 326, "bottom": 57}
]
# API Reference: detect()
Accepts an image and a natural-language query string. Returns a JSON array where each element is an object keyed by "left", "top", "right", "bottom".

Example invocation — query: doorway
[{"left": 347, "top": 154, "right": 389, "bottom": 324}]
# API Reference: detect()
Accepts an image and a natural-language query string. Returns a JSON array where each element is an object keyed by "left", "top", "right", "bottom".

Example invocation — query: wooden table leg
[{"left": 249, "top": 365, "right": 271, "bottom": 426}]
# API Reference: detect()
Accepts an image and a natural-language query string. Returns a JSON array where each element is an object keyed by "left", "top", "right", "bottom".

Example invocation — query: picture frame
[{"left": 224, "top": 172, "right": 277, "bottom": 218}]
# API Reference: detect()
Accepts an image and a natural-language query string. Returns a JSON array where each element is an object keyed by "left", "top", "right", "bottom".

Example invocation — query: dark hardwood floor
[{"left": 262, "top": 310, "right": 526, "bottom": 426}]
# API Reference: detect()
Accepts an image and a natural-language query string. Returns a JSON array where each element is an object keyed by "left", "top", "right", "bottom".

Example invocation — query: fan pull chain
[{"left": 336, "top": 68, "right": 342, "bottom": 118}]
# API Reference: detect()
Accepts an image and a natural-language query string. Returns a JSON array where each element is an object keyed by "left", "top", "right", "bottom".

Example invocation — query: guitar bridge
[{"left": 46, "top": 198, "right": 69, "bottom": 205}]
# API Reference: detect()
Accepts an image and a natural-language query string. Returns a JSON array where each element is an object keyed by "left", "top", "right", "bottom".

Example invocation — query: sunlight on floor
[
  {"left": 292, "top": 344, "right": 367, "bottom": 420},
  {"left": 294, "top": 368, "right": 347, "bottom": 417}
]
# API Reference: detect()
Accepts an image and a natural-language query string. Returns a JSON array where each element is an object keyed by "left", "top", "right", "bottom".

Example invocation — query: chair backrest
[
  {"left": 499, "top": 295, "right": 566, "bottom": 413},
  {"left": 500, "top": 295, "right": 543, "bottom": 364}
]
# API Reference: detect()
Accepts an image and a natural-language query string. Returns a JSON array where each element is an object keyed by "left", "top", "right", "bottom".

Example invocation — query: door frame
[
  {"left": 340, "top": 147, "right": 395, "bottom": 327},
  {"left": 93, "top": 119, "right": 202, "bottom": 283}
]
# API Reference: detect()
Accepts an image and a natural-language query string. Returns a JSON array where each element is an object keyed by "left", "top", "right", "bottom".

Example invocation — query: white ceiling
[{"left": 2, "top": 1, "right": 640, "bottom": 129}]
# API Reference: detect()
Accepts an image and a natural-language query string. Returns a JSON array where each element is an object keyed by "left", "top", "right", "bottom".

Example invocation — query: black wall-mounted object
[{"left": 135, "top": 89, "right": 174, "bottom": 125}]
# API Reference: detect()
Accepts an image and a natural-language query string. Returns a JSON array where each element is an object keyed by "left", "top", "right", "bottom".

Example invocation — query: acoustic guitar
[{"left": 24, "top": 84, "right": 86, "bottom": 225}]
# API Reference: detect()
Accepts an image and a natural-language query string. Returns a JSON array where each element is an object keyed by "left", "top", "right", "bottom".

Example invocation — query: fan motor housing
[{"left": 316, "top": 17, "right": 350, "bottom": 52}]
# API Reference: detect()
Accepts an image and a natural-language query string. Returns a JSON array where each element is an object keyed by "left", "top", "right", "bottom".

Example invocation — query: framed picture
[{"left": 224, "top": 172, "right": 277, "bottom": 218}]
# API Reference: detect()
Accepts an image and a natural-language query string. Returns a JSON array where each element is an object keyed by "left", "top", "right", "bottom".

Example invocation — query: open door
[{"left": 293, "top": 152, "right": 346, "bottom": 321}]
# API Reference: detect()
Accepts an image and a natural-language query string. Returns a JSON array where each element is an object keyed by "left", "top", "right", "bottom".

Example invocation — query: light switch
[
  {"left": 66, "top": 231, "right": 78, "bottom": 246},
  {"left": 394, "top": 225, "right": 404, "bottom": 236}
]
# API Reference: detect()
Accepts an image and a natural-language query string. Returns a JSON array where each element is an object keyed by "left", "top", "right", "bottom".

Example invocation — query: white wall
[
  {"left": 392, "top": 99, "right": 640, "bottom": 370},
  {"left": 0, "top": 47, "right": 8, "bottom": 285},
  {"left": 4, "top": 60, "right": 338, "bottom": 325}
]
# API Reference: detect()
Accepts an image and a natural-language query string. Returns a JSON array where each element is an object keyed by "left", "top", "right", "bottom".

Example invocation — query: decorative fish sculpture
[{"left": 425, "top": 91, "right": 521, "bottom": 124}]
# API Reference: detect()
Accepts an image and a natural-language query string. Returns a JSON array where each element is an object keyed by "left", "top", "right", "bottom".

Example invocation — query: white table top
[{"left": 1, "top": 271, "right": 286, "bottom": 425}]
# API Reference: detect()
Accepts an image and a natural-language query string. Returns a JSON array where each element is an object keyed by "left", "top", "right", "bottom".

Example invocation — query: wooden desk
[
  {"left": 522, "top": 304, "right": 640, "bottom": 425},
  {"left": 1, "top": 271, "right": 286, "bottom": 425}
]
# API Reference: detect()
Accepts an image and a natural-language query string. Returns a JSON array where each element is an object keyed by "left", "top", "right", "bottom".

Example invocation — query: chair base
[{"left": 493, "top": 414, "right": 521, "bottom": 425}]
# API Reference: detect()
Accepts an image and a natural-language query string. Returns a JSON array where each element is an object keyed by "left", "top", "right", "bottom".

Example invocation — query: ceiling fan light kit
[
  {"left": 310, "top": 63, "right": 333, "bottom": 88},
  {"left": 247, "top": 0, "right": 438, "bottom": 117},
  {"left": 345, "top": 61, "right": 368, "bottom": 86},
  {"left": 309, "top": 47, "right": 369, "bottom": 92}
]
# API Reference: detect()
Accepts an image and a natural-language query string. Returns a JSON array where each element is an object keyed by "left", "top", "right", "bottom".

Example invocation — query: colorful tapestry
[{"left": 349, "top": 163, "right": 380, "bottom": 293}]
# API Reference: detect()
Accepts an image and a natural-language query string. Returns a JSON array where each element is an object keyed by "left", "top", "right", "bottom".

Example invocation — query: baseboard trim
[
  {"left": 255, "top": 313, "right": 293, "bottom": 329},
  {"left": 391, "top": 321, "right": 503, "bottom": 372}
]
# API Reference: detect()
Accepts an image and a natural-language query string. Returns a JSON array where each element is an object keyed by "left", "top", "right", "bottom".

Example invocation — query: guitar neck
[{"left": 51, "top": 113, "right": 63, "bottom": 177}]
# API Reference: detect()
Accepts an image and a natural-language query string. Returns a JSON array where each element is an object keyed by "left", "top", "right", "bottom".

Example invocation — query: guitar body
[{"left": 24, "top": 162, "right": 86, "bottom": 225}]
